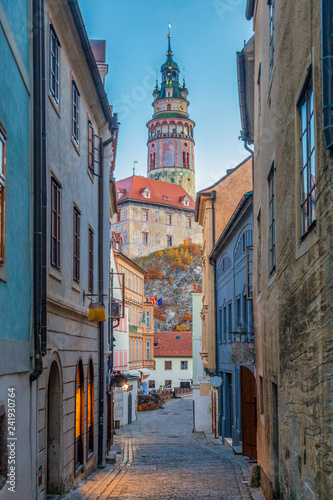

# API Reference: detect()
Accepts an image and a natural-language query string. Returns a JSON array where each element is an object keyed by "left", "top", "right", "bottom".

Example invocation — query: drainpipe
[
  {"left": 210, "top": 190, "right": 216, "bottom": 248},
  {"left": 321, "top": 0, "right": 333, "bottom": 150},
  {"left": 30, "top": 0, "right": 46, "bottom": 382},
  {"left": 98, "top": 137, "right": 105, "bottom": 468}
]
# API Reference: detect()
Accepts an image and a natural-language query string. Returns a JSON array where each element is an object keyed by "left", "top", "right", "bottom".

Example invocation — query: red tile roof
[
  {"left": 153, "top": 331, "right": 192, "bottom": 357},
  {"left": 116, "top": 176, "right": 195, "bottom": 210}
]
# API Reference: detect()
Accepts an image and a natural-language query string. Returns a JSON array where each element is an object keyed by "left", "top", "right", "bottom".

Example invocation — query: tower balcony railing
[{"left": 148, "top": 132, "right": 194, "bottom": 142}]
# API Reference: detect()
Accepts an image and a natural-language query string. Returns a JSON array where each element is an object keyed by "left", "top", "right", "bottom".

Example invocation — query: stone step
[
  {"left": 106, "top": 451, "right": 117, "bottom": 464},
  {"left": 110, "top": 444, "right": 122, "bottom": 454}
]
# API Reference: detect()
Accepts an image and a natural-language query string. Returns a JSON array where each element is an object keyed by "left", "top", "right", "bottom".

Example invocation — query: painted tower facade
[{"left": 147, "top": 31, "right": 196, "bottom": 199}]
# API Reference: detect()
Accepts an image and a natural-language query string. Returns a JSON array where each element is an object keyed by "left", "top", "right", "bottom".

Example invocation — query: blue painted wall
[
  {"left": 215, "top": 202, "right": 254, "bottom": 445},
  {"left": 0, "top": 2, "right": 31, "bottom": 344}
]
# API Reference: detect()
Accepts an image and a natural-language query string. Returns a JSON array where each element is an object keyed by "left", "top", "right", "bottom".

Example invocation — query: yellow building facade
[{"left": 114, "top": 250, "right": 155, "bottom": 372}]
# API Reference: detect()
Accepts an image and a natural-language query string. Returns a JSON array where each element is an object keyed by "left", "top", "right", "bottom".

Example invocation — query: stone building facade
[
  {"left": 112, "top": 175, "right": 202, "bottom": 258},
  {"left": 35, "top": 3, "right": 118, "bottom": 497},
  {"left": 243, "top": 1, "right": 333, "bottom": 497},
  {"left": 147, "top": 30, "right": 196, "bottom": 199}
]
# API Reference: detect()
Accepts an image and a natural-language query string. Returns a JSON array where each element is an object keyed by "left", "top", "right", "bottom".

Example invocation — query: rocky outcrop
[{"left": 134, "top": 243, "right": 202, "bottom": 332}]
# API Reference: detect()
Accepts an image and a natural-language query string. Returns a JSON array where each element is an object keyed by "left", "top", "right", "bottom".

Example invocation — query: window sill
[
  {"left": 87, "top": 168, "right": 95, "bottom": 183},
  {"left": 0, "top": 260, "right": 7, "bottom": 283},
  {"left": 71, "top": 136, "right": 80, "bottom": 156},
  {"left": 72, "top": 282, "right": 81, "bottom": 293},
  {"left": 296, "top": 222, "right": 318, "bottom": 260},
  {"left": 48, "top": 93, "right": 61, "bottom": 119},
  {"left": 74, "top": 463, "right": 84, "bottom": 477},
  {"left": 267, "top": 270, "right": 276, "bottom": 288},
  {"left": 49, "top": 266, "right": 62, "bottom": 282}
]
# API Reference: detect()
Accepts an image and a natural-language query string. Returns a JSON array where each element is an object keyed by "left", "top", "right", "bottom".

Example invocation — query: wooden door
[{"left": 240, "top": 366, "right": 257, "bottom": 459}]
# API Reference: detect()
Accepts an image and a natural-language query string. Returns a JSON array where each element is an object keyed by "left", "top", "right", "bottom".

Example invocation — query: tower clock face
[
  {"left": 178, "top": 104, "right": 185, "bottom": 111},
  {"left": 155, "top": 105, "right": 161, "bottom": 112}
]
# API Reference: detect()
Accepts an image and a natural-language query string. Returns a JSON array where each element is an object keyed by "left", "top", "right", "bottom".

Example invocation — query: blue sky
[{"left": 78, "top": 0, "right": 254, "bottom": 192}]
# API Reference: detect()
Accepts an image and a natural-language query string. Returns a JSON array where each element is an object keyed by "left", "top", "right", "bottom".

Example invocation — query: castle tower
[{"left": 146, "top": 28, "right": 196, "bottom": 199}]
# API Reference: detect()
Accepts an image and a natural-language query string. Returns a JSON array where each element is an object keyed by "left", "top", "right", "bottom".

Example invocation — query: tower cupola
[{"left": 146, "top": 28, "right": 196, "bottom": 199}]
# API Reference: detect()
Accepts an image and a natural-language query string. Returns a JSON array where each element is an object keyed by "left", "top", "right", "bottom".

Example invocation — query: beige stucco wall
[{"left": 196, "top": 158, "right": 253, "bottom": 373}]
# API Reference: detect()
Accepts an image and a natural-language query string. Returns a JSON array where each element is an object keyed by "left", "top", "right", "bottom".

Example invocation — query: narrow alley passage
[{"left": 63, "top": 399, "right": 263, "bottom": 500}]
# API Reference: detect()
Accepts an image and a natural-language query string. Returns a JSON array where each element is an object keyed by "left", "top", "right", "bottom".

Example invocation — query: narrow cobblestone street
[{"left": 63, "top": 398, "right": 263, "bottom": 500}]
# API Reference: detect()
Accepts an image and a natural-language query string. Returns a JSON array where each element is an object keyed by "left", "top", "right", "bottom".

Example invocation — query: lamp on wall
[{"left": 232, "top": 321, "right": 247, "bottom": 342}]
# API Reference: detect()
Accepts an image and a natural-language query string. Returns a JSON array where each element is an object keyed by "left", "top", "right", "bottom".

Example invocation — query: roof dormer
[
  {"left": 140, "top": 186, "right": 151, "bottom": 199},
  {"left": 179, "top": 195, "right": 190, "bottom": 207},
  {"left": 116, "top": 188, "right": 126, "bottom": 200}
]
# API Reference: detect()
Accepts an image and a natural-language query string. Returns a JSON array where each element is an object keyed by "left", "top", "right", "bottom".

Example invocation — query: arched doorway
[
  {"left": 47, "top": 360, "right": 62, "bottom": 494},
  {"left": 128, "top": 393, "right": 132, "bottom": 425},
  {"left": 240, "top": 366, "right": 257, "bottom": 459}
]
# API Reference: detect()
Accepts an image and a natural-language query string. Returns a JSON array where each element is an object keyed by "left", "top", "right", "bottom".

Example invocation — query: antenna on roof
[{"left": 133, "top": 160, "right": 138, "bottom": 176}]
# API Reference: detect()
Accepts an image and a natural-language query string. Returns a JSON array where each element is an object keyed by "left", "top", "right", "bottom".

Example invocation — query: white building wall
[{"left": 149, "top": 357, "right": 193, "bottom": 390}]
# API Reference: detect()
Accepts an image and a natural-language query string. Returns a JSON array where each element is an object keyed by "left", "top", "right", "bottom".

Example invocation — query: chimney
[{"left": 90, "top": 40, "right": 108, "bottom": 87}]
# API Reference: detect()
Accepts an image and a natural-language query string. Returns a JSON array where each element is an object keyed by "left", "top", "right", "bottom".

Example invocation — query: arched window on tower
[
  {"left": 187, "top": 153, "right": 190, "bottom": 168},
  {"left": 167, "top": 104, "right": 171, "bottom": 111},
  {"left": 183, "top": 152, "right": 186, "bottom": 168},
  {"left": 153, "top": 153, "right": 156, "bottom": 168}
]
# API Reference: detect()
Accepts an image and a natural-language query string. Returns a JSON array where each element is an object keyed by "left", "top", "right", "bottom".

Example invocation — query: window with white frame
[
  {"left": 50, "top": 25, "right": 60, "bottom": 102},
  {"left": 146, "top": 341, "right": 151, "bottom": 360},
  {"left": 269, "top": 0, "right": 275, "bottom": 74},
  {"left": 146, "top": 310, "right": 151, "bottom": 329},
  {"left": 298, "top": 74, "right": 316, "bottom": 236},
  {"left": 268, "top": 164, "right": 276, "bottom": 274},
  {"left": 72, "top": 81, "right": 80, "bottom": 143}
]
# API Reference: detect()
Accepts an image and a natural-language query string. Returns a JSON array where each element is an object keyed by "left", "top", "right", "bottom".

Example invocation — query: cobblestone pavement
[{"left": 63, "top": 398, "right": 264, "bottom": 500}]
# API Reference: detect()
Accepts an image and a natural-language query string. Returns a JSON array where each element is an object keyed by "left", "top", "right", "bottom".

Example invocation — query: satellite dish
[{"left": 210, "top": 376, "right": 222, "bottom": 388}]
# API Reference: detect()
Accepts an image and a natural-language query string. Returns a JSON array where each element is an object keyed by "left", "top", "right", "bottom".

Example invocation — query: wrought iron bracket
[{"left": 83, "top": 290, "right": 107, "bottom": 306}]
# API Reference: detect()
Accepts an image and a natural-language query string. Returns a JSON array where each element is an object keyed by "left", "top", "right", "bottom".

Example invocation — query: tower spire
[{"left": 167, "top": 24, "right": 172, "bottom": 57}]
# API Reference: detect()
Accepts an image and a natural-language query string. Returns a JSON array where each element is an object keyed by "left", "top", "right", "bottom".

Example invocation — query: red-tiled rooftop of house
[
  {"left": 153, "top": 331, "right": 192, "bottom": 357},
  {"left": 116, "top": 176, "right": 195, "bottom": 210}
]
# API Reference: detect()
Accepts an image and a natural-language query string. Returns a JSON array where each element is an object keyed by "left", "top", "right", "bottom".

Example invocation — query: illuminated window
[
  {"left": 87, "top": 360, "right": 94, "bottom": 456},
  {"left": 75, "top": 360, "right": 84, "bottom": 472}
]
